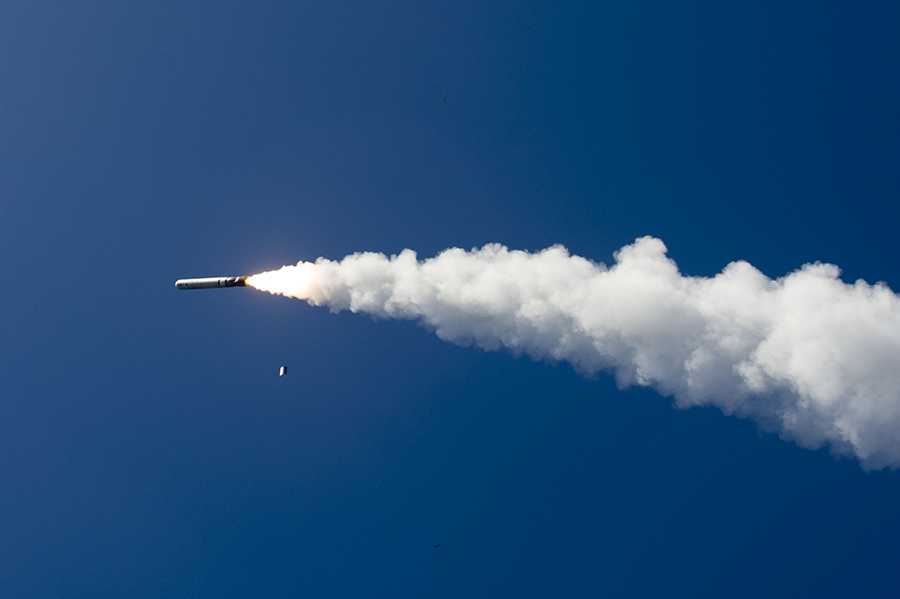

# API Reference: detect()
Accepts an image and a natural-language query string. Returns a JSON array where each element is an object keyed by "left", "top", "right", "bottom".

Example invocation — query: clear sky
[{"left": 3, "top": 1, "right": 900, "bottom": 597}]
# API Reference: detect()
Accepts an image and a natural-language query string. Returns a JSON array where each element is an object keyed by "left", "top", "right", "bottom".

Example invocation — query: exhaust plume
[{"left": 247, "top": 237, "right": 900, "bottom": 469}]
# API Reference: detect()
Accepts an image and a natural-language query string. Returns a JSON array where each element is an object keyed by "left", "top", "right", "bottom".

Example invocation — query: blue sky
[{"left": 3, "top": 1, "right": 900, "bottom": 596}]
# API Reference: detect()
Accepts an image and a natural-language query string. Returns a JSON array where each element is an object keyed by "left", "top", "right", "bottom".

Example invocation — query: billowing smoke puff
[{"left": 248, "top": 237, "right": 900, "bottom": 469}]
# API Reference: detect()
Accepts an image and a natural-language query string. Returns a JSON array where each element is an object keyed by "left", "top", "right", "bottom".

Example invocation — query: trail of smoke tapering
[{"left": 247, "top": 237, "right": 900, "bottom": 469}]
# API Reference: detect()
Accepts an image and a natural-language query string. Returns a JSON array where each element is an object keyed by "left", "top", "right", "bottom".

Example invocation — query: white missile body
[{"left": 175, "top": 276, "right": 248, "bottom": 290}]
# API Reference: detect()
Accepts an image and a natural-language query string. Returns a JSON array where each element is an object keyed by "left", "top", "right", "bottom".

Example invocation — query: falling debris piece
[
  {"left": 442, "top": 93, "right": 446, "bottom": 101},
  {"left": 433, "top": 544, "right": 440, "bottom": 548},
  {"left": 279, "top": 366, "right": 287, "bottom": 376}
]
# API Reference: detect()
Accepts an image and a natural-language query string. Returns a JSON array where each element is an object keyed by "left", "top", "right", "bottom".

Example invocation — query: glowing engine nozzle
[{"left": 175, "top": 276, "right": 248, "bottom": 290}]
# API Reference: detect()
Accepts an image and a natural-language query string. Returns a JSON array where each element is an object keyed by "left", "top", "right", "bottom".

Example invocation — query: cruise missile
[{"left": 175, "top": 276, "right": 248, "bottom": 290}]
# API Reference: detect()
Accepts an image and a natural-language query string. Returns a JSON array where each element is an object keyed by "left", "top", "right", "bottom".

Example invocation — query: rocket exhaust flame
[
  {"left": 246, "top": 266, "right": 313, "bottom": 297},
  {"left": 216, "top": 237, "right": 900, "bottom": 469}
]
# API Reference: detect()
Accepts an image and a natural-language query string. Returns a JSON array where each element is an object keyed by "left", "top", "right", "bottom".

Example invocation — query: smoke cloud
[{"left": 247, "top": 237, "right": 900, "bottom": 469}]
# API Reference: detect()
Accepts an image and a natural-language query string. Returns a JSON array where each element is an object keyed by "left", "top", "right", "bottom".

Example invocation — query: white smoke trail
[{"left": 247, "top": 237, "right": 900, "bottom": 469}]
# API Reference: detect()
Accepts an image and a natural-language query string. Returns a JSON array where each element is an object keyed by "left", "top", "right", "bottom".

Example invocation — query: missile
[{"left": 175, "top": 276, "right": 248, "bottom": 290}]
